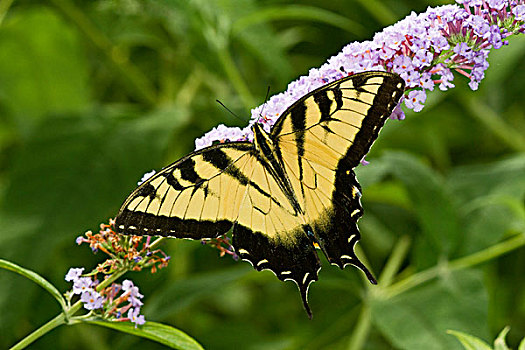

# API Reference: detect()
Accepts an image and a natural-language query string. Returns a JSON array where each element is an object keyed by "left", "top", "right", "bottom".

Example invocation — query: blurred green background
[{"left": 1, "top": 0, "right": 524, "bottom": 349}]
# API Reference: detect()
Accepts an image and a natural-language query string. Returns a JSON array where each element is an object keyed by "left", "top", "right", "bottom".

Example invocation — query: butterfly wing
[
  {"left": 271, "top": 71, "right": 405, "bottom": 280},
  {"left": 116, "top": 139, "right": 322, "bottom": 315},
  {"left": 116, "top": 143, "right": 258, "bottom": 239}
]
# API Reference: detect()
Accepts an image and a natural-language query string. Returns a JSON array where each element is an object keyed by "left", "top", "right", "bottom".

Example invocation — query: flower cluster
[
  {"left": 64, "top": 219, "right": 172, "bottom": 326},
  {"left": 65, "top": 268, "right": 146, "bottom": 326},
  {"left": 194, "top": 0, "right": 525, "bottom": 149},
  {"left": 76, "top": 219, "right": 170, "bottom": 274}
]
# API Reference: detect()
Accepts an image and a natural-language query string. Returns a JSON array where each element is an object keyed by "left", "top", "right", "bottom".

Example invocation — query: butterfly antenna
[
  {"left": 216, "top": 100, "right": 247, "bottom": 124},
  {"left": 258, "top": 86, "right": 271, "bottom": 121}
]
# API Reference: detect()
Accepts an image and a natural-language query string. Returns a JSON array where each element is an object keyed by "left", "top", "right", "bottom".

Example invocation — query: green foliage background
[{"left": 0, "top": 0, "right": 524, "bottom": 349}]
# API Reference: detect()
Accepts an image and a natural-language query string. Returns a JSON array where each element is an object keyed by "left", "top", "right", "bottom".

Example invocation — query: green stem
[
  {"left": 347, "top": 305, "right": 372, "bottom": 350},
  {"left": 0, "top": 0, "right": 15, "bottom": 25},
  {"left": 377, "top": 235, "right": 411, "bottom": 287},
  {"left": 49, "top": 0, "right": 157, "bottom": 105},
  {"left": 10, "top": 264, "right": 130, "bottom": 349},
  {"left": 384, "top": 232, "right": 525, "bottom": 298},
  {"left": 346, "top": 236, "right": 411, "bottom": 350}
]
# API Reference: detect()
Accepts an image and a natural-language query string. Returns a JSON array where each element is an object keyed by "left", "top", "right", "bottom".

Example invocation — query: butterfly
[{"left": 115, "top": 71, "right": 405, "bottom": 317}]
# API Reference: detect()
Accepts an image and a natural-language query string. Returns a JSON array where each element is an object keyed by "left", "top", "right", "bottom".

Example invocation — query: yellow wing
[
  {"left": 116, "top": 141, "right": 322, "bottom": 315},
  {"left": 116, "top": 143, "right": 257, "bottom": 239},
  {"left": 271, "top": 71, "right": 405, "bottom": 280}
]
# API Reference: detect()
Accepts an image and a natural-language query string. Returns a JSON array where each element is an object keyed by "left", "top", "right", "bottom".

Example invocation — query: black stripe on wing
[{"left": 115, "top": 142, "right": 255, "bottom": 239}]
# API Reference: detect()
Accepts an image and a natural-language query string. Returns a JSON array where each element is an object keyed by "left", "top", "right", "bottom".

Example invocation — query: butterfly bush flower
[
  {"left": 194, "top": 0, "right": 524, "bottom": 150},
  {"left": 64, "top": 220, "right": 170, "bottom": 325}
]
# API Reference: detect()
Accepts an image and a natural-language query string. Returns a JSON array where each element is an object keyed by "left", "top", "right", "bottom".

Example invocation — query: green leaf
[
  {"left": 447, "top": 329, "right": 492, "bottom": 350},
  {"left": 87, "top": 320, "right": 204, "bottom": 350},
  {"left": 382, "top": 151, "right": 462, "bottom": 261},
  {"left": 232, "top": 5, "right": 366, "bottom": 37},
  {"left": 0, "top": 258, "right": 66, "bottom": 310},
  {"left": 519, "top": 336, "right": 525, "bottom": 350},
  {"left": 493, "top": 326, "right": 511, "bottom": 350},
  {"left": 448, "top": 155, "right": 525, "bottom": 204},
  {"left": 353, "top": 0, "right": 397, "bottom": 25},
  {"left": 371, "top": 269, "right": 489, "bottom": 350},
  {"left": 449, "top": 155, "right": 525, "bottom": 254}
]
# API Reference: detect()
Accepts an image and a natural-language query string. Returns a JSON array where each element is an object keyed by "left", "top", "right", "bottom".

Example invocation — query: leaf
[
  {"left": 371, "top": 269, "right": 489, "bottom": 350},
  {"left": 232, "top": 5, "right": 366, "bottom": 37},
  {"left": 0, "top": 258, "right": 66, "bottom": 310},
  {"left": 519, "top": 336, "right": 525, "bottom": 350},
  {"left": 448, "top": 155, "right": 525, "bottom": 205},
  {"left": 87, "top": 320, "right": 204, "bottom": 350},
  {"left": 448, "top": 155, "right": 525, "bottom": 254},
  {"left": 493, "top": 326, "right": 511, "bottom": 350},
  {"left": 447, "top": 330, "right": 492, "bottom": 350},
  {"left": 382, "top": 151, "right": 462, "bottom": 261}
]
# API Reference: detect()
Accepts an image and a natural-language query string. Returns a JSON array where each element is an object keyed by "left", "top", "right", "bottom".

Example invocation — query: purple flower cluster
[
  {"left": 194, "top": 0, "right": 524, "bottom": 150},
  {"left": 65, "top": 267, "right": 104, "bottom": 310},
  {"left": 65, "top": 268, "right": 146, "bottom": 326}
]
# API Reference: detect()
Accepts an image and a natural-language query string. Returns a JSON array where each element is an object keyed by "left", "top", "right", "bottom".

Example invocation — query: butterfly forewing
[{"left": 116, "top": 143, "right": 256, "bottom": 239}]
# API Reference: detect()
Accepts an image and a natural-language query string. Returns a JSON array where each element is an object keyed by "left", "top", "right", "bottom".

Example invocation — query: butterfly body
[{"left": 116, "top": 71, "right": 405, "bottom": 317}]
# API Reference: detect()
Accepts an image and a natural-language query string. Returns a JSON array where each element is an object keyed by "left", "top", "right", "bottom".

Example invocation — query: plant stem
[
  {"left": 10, "top": 264, "right": 130, "bottom": 349},
  {"left": 347, "top": 305, "right": 372, "bottom": 350},
  {"left": 377, "top": 235, "right": 411, "bottom": 287},
  {"left": 346, "top": 236, "right": 411, "bottom": 350},
  {"left": 384, "top": 232, "right": 525, "bottom": 298}
]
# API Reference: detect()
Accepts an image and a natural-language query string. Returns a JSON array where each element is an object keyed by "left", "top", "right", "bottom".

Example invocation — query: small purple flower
[
  {"left": 418, "top": 72, "right": 435, "bottom": 91},
  {"left": 514, "top": 5, "right": 525, "bottom": 21},
  {"left": 404, "top": 90, "right": 427, "bottom": 112},
  {"left": 75, "top": 236, "right": 85, "bottom": 245},
  {"left": 453, "top": 42, "right": 473, "bottom": 58},
  {"left": 437, "top": 66, "right": 456, "bottom": 91},
  {"left": 65, "top": 267, "right": 84, "bottom": 282},
  {"left": 487, "top": 0, "right": 506, "bottom": 11},
  {"left": 128, "top": 307, "right": 146, "bottom": 327},
  {"left": 404, "top": 71, "right": 421, "bottom": 88},
  {"left": 73, "top": 277, "right": 93, "bottom": 295},
  {"left": 430, "top": 34, "right": 450, "bottom": 52},
  {"left": 122, "top": 280, "right": 144, "bottom": 307},
  {"left": 392, "top": 55, "right": 414, "bottom": 75},
  {"left": 412, "top": 50, "right": 434, "bottom": 68},
  {"left": 81, "top": 290, "right": 104, "bottom": 310},
  {"left": 390, "top": 103, "right": 406, "bottom": 120}
]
